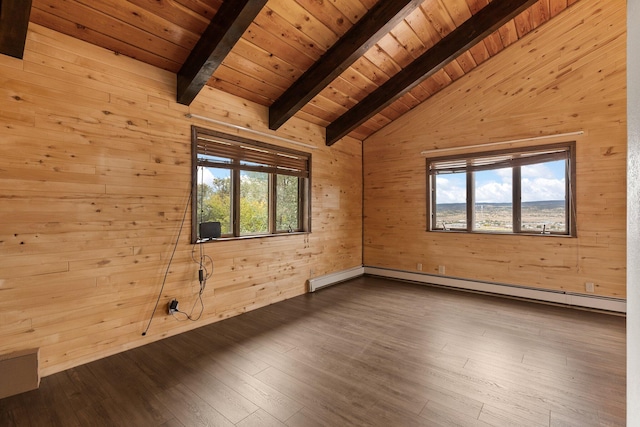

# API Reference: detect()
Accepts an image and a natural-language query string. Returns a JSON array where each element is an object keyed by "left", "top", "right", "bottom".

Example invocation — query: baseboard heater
[
  {"left": 307, "top": 266, "right": 625, "bottom": 313},
  {"left": 364, "top": 266, "right": 626, "bottom": 313},
  {"left": 308, "top": 266, "right": 365, "bottom": 292}
]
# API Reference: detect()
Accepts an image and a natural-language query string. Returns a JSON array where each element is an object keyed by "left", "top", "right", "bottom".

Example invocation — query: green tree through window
[
  {"left": 239, "top": 171, "right": 269, "bottom": 235},
  {"left": 196, "top": 170, "right": 231, "bottom": 235},
  {"left": 276, "top": 175, "right": 300, "bottom": 231},
  {"left": 192, "top": 127, "right": 311, "bottom": 241}
]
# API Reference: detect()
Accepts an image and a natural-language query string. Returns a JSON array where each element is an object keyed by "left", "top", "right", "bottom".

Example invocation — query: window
[
  {"left": 192, "top": 126, "right": 311, "bottom": 241},
  {"left": 427, "top": 142, "right": 576, "bottom": 236}
]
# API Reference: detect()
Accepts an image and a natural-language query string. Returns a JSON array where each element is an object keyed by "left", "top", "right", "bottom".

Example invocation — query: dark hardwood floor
[{"left": 0, "top": 276, "right": 626, "bottom": 426}]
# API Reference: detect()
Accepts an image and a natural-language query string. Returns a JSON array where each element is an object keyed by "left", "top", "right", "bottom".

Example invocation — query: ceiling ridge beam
[
  {"left": 0, "top": 0, "right": 33, "bottom": 59},
  {"left": 177, "top": 0, "right": 268, "bottom": 106},
  {"left": 268, "top": 0, "right": 424, "bottom": 131},
  {"left": 325, "top": 0, "right": 539, "bottom": 146}
]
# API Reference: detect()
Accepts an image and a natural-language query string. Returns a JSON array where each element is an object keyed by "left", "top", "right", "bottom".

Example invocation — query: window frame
[
  {"left": 427, "top": 141, "right": 576, "bottom": 237},
  {"left": 191, "top": 126, "right": 311, "bottom": 243}
]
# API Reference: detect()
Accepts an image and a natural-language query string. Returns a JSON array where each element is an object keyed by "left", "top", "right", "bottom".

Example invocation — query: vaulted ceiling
[{"left": 2, "top": 0, "right": 579, "bottom": 145}]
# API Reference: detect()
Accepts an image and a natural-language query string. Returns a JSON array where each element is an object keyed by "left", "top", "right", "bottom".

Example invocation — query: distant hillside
[
  {"left": 436, "top": 200, "right": 565, "bottom": 210},
  {"left": 436, "top": 200, "right": 567, "bottom": 232}
]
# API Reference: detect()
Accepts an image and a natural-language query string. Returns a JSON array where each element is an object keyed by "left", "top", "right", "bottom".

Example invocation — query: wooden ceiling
[{"left": 16, "top": 0, "right": 579, "bottom": 144}]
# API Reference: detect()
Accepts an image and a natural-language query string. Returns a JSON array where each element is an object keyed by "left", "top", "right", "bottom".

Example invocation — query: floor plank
[{"left": 0, "top": 276, "right": 626, "bottom": 426}]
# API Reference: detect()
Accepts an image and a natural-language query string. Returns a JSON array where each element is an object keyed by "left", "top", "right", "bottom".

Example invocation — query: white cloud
[
  {"left": 475, "top": 168, "right": 512, "bottom": 203},
  {"left": 436, "top": 165, "right": 566, "bottom": 204},
  {"left": 476, "top": 181, "right": 512, "bottom": 203},
  {"left": 522, "top": 177, "right": 565, "bottom": 201},
  {"left": 495, "top": 168, "right": 512, "bottom": 179},
  {"left": 522, "top": 163, "right": 554, "bottom": 179},
  {"left": 521, "top": 163, "right": 566, "bottom": 201},
  {"left": 435, "top": 176, "right": 466, "bottom": 203},
  {"left": 197, "top": 167, "right": 214, "bottom": 186}
]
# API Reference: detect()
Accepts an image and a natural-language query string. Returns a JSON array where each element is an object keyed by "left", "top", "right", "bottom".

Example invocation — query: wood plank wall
[
  {"left": 363, "top": 0, "right": 626, "bottom": 298},
  {"left": 0, "top": 24, "right": 362, "bottom": 377}
]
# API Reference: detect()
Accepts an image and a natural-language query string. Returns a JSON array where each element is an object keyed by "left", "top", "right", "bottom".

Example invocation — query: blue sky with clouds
[{"left": 436, "top": 160, "right": 566, "bottom": 204}]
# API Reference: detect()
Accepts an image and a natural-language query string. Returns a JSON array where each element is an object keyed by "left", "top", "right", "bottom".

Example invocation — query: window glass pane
[
  {"left": 197, "top": 167, "right": 231, "bottom": 236},
  {"left": 276, "top": 175, "right": 300, "bottom": 231},
  {"left": 193, "top": 128, "right": 311, "bottom": 241},
  {"left": 435, "top": 172, "right": 467, "bottom": 229},
  {"left": 239, "top": 171, "right": 269, "bottom": 235},
  {"left": 521, "top": 160, "right": 567, "bottom": 233},
  {"left": 427, "top": 142, "right": 573, "bottom": 236},
  {"left": 474, "top": 168, "right": 512, "bottom": 232}
]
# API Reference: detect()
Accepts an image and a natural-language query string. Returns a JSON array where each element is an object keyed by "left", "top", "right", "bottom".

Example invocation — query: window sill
[
  {"left": 196, "top": 231, "right": 310, "bottom": 244},
  {"left": 429, "top": 229, "right": 575, "bottom": 237}
]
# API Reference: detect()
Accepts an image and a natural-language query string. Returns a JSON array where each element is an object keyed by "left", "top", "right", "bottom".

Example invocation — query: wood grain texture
[
  {"left": 0, "top": 24, "right": 362, "bottom": 377},
  {"left": 0, "top": 277, "right": 626, "bottom": 426},
  {"left": 326, "top": 0, "right": 539, "bottom": 145},
  {"left": 363, "top": 0, "right": 626, "bottom": 298},
  {"left": 177, "top": 0, "right": 269, "bottom": 105},
  {"left": 29, "top": 0, "right": 581, "bottom": 141},
  {"left": 268, "top": 0, "right": 423, "bottom": 130}
]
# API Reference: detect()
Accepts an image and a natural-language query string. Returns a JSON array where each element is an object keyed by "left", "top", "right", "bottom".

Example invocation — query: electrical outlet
[
  {"left": 585, "top": 282, "right": 595, "bottom": 293},
  {"left": 438, "top": 265, "right": 445, "bottom": 274},
  {"left": 417, "top": 263, "right": 422, "bottom": 271},
  {"left": 168, "top": 299, "right": 179, "bottom": 314}
]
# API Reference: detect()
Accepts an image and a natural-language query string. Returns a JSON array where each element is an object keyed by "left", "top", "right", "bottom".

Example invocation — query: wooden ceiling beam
[
  {"left": 325, "top": 0, "right": 539, "bottom": 146},
  {"left": 0, "top": 0, "right": 33, "bottom": 59},
  {"left": 177, "top": 0, "right": 267, "bottom": 105},
  {"left": 268, "top": 0, "right": 423, "bottom": 130}
]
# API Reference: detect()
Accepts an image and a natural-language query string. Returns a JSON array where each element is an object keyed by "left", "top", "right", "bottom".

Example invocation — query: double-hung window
[
  {"left": 192, "top": 126, "right": 311, "bottom": 242},
  {"left": 427, "top": 142, "right": 576, "bottom": 236}
]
